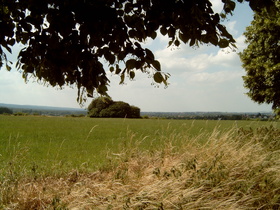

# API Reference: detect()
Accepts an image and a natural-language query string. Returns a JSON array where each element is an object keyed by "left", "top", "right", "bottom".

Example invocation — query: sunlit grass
[
  {"left": 0, "top": 115, "right": 280, "bottom": 209},
  {"left": 0, "top": 115, "right": 279, "bottom": 172}
]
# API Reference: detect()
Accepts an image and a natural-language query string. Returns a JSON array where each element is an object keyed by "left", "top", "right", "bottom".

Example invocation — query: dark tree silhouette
[{"left": 0, "top": 0, "right": 274, "bottom": 102}]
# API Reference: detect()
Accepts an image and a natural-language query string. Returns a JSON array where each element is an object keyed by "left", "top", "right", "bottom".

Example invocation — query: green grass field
[
  {"left": 0, "top": 115, "right": 279, "bottom": 173},
  {"left": 1, "top": 115, "right": 280, "bottom": 209}
]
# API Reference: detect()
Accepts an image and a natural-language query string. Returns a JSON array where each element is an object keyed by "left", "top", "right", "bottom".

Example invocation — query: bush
[
  {"left": 129, "top": 106, "right": 141, "bottom": 118},
  {"left": 13, "top": 112, "right": 28, "bottom": 116},
  {"left": 88, "top": 97, "right": 140, "bottom": 118}
]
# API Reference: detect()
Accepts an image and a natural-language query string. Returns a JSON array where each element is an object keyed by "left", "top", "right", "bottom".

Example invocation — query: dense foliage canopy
[
  {"left": 0, "top": 0, "right": 274, "bottom": 102},
  {"left": 239, "top": 0, "right": 279, "bottom": 114},
  {"left": 88, "top": 97, "right": 140, "bottom": 118}
]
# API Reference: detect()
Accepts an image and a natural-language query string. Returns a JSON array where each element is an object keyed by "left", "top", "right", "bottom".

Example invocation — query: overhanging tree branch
[{"left": 0, "top": 0, "right": 274, "bottom": 103}]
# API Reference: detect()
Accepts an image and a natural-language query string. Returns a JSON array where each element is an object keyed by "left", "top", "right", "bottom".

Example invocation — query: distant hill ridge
[
  {"left": 0, "top": 103, "right": 85, "bottom": 111},
  {"left": 0, "top": 103, "right": 273, "bottom": 119},
  {"left": 0, "top": 103, "right": 87, "bottom": 116}
]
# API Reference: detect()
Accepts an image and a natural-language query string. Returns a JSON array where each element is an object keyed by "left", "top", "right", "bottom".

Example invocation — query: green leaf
[
  {"left": 160, "top": 26, "right": 167, "bottom": 35},
  {"left": 97, "top": 84, "right": 108, "bottom": 94},
  {"left": 154, "top": 72, "right": 163, "bottom": 83},
  {"left": 152, "top": 60, "right": 161, "bottom": 71},
  {"left": 115, "top": 65, "right": 121, "bottom": 74},
  {"left": 179, "top": 32, "right": 188, "bottom": 43},
  {"left": 168, "top": 27, "right": 176, "bottom": 38},
  {"left": 6, "top": 64, "right": 12, "bottom": 71},
  {"left": 8, "top": 38, "right": 15, "bottom": 46},
  {"left": 135, "top": 60, "right": 143, "bottom": 69},
  {"left": 118, "top": 52, "right": 126, "bottom": 61},
  {"left": 129, "top": 71, "right": 135, "bottom": 79},
  {"left": 224, "top": 1, "right": 236, "bottom": 13},
  {"left": 209, "top": 35, "right": 218, "bottom": 46},
  {"left": 218, "top": 39, "right": 229, "bottom": 48},
  {"left": 220, "top": 13, "right": 226, "bottom": 19},
  {"left": 145, "top": 48, "right": 155, "bottom": 61},
  {"left": 168, "top": 40, "right": 173, "bottom": 47},
  {"left": 217, "top": 24, "right": 232, "bottom": 38},
  {"left": 189, "top": 38, "right": 195, "bottom": 47},
  {"left": 5, "top": 45, "right": 12, "bottom": 54},
  {"left": 150, "top": 31, "right": 157, "bottom": 39},
  {"left": 105, "top": 52, "right": 115, "bottom": 65},
  {"left": 128, "top": 30, "right": 136, "bottom": 38},
  {"left": 126, "top": 59, "right": 137, "bottom": 70},
  {"left": 124, "top": 3, "right": 133, "bottom": 13},
  {"left": 119, "top": 73, "right": 125, "bottom": 84}
]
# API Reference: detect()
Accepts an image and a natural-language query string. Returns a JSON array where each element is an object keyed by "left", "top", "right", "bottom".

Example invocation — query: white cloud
[
  {"left": 210, "top": 50, "right": 240, "bottom": 67},
  {"left": 158, "top": 54, "right": 210, "bottom": 74},
  {"left": 210, "top": 0, "right": 224, "bottom": 13},
  {"left": 235, "top": 35, "right": 247, "bottom": 51},
  {"left": 185, "top": 70, "right": 243, "bottom": 84},
  {"left": 155, "top": 42, "right": 241, "bottom": 78},
  {"left": 225, "top": 21, "right": 238, "bottom": 35}
]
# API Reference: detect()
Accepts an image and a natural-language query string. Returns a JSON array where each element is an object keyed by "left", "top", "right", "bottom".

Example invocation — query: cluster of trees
[
  {"left": 240, "top": 0, "right": 279, "bottom": 115},
  {"left": 142, "top": 112, "right": 274, "bottom": 120},
  {"left": 0, "top": 107, "right": 13, "bottom": 114},
  {"left": 88, "top": 97, "right": 140, "bottom": 118}
]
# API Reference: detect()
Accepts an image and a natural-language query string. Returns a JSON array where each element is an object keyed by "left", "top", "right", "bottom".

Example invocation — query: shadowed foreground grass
[{"left": 1, "top": 125, "right": 280, "bottom": 209}]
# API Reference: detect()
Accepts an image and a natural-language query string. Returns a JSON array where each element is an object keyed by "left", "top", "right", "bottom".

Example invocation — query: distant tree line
[
  {"left": 88, "top": 97, "right": 140, "bottom": 118},
  {"left": 145, "top": 114, "right": 244, "bottom": 120},
  {"left": 0, "top": 106, "right": 87, "bottom": 116},
  {"left": 0, "top": 107, "right": 13, "bottom": 114},
  {"left": 141, "top": 112, "right": 274, "bottom": 121}
]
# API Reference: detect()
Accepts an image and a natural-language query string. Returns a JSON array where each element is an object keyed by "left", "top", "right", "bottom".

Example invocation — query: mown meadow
[{"left": 0, "top": 115, "right": 280, "bottom": 209}]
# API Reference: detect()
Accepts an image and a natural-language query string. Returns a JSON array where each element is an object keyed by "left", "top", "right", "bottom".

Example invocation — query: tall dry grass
[{"left": 1, "top": 126, "right": 280, "bottom": 209}]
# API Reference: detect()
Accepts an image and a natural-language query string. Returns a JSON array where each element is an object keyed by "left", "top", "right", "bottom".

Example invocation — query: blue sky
[{"left": 0, "top": 0, "right": 273, "bottom": 112}]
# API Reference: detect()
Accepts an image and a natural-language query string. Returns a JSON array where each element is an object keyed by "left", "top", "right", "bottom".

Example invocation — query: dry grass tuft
[{"left": 1, "top": 127, "right": 280, "bottom": 209}]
